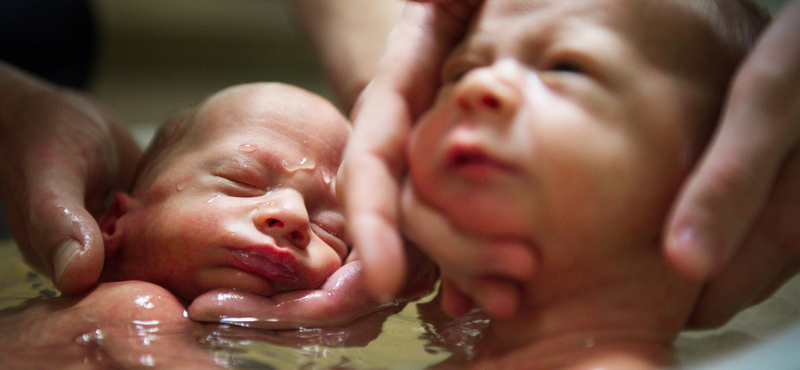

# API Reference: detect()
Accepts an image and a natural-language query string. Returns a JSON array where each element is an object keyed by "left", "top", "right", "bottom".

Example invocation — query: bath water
[{"left": 0, "top": 239, "right": 798, "bottom": 369}]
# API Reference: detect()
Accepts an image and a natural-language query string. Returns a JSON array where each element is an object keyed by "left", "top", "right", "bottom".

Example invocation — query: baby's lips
[
  {"left": 444, "top": 142, "right": 518, "bottom": 179},
  {"left": 442, "top": 126, "right": 517, "bottom": 172},
  {"left": 229, "top": 247, "right": 300, "bottom": 286}
]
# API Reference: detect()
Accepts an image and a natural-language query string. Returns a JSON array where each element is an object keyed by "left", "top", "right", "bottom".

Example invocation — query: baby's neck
[
  {"left": 475, "top": 313, "right": 676, "bottom": 370},
  {"left": 474, "top": 331, "right": 673, "bottom": 370},
  {"left": 472, "top": 253, "right": 700, "bottom": 370}
]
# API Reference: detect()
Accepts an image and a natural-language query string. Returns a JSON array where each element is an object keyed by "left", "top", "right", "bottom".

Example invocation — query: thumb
[
  {"left": 664, "top": 18, "right": 800, "bottom": 279},
  {"left": 664, "top": 134, "right": 778, "bottom": 280},
  {"left": 26, "top": 193, "right": 105, "bottom": 295},
  {"left": 14, "top": 160, "right": 107, "bottom": 295}
]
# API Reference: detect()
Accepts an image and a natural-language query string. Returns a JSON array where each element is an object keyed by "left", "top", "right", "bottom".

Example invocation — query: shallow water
[
  {"left": 0, "top": 239, "right": 481, "bottom": 370},
  {"left": 1, "top": 239, "right": 798, "bottom": 369}
]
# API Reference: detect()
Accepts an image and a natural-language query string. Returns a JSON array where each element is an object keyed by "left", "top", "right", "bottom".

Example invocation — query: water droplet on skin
[
  {"left": 135, "top": 295, "right": 155, "bottom": 309},
  {"left": 76, "top": 329, "right": 104, "bottom": 346},
  {"left": 281, "top": 157, "right": 316, "bottom": 173},
  {"left": 132, "top": 319, "right": 160, "bottom": 326},
  {"left": 131, "top": 320, "right": 160, "bottom": 346},
  {"left": 139, "top": 354, "right": 155, "bottom": 366},
  {"left": 321, "top": 169, "right": 333, "bottom": 185},
  {"left": 219, "top": 317, "right": 262, "bottom": 324},
  {"left": 256, "top": 201, "right": 276, "bottom": 210},
  {"left": 322, "top": 171, "right": 337, "bottom": 193},
  {"left": 238, "top": 143, "right": 258, "bottom": 153}
]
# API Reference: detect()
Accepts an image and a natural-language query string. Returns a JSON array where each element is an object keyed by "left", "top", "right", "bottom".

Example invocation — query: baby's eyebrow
[
  {"left": 202, "top": 151, "right": 269, "bottom": 185},
  {"left": 222, "top": 144, "right": 290, "bottom": 171},
  {"left": 451, "top": 33, "right": 493, "bottom": 60}
]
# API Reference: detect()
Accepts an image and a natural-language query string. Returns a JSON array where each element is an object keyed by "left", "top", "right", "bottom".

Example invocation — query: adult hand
[
  {"left": 206, "top": 303, "right": 405, "bottom": 349},
  {"left": 338, "top": 0, "right": 481, "bottom": 302},
  {"left": 0, "top": 281, "right": 222, "bottom": 370},
  {"left": 0, "top": 62, "right": 141, "bottom": 295},
  {"left": 663, "top": 0, "right": 800, "bottom": 328},
  {"left": 187, "top": 257, "right": 438, "bottom": 329}
]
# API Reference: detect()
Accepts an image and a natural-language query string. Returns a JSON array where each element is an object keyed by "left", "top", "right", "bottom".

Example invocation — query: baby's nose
[
  {"left": 253, "top": 190, "right": 311, "bottom": 249},
  {"left": 452, "top": 60, "right": 522, "bottom": 118}
]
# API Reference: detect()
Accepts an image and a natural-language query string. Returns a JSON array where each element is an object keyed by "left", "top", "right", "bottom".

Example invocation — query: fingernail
[
  {"left": 54, "top": 238, "right": 82, "bottom": 286},
  {"left": 667, "top": 226, "right": 719, "bottom": 280}
]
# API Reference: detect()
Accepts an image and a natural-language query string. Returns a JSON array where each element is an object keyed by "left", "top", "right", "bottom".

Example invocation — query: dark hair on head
[
  {"left": 713, "top": 0, "right": 771, "bottom": 59},
  {"left": 736, "top": 0, "right": 772, "bottom": 24}
]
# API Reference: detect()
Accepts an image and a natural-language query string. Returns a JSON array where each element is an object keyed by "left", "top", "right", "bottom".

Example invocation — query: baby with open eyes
[
  {"left": 401, "top": 0, "right": 769, "bottom": 369},
  {"left": 98, "top": 82, "right": 352, "bottom": 303}
]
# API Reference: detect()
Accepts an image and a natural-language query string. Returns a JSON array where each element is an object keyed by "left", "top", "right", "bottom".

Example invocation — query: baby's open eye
[{"left": 549, "top": 60, "right": 585, "bottom": 74}]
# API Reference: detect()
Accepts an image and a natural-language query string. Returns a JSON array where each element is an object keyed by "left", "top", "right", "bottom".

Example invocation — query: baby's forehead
[
  {"left": 475, "top": 0, "right": 708, "bottom": 42},
  {"left": 192, "top": 84, "right": 349, "bottom": 142},
  {"left": 480, "top": 0, "right": 630, "bottom": 26},
  {"left": 470, "top": 0, "right": 720, "bottom": 72},
  {"left": 184, "top": 84, "right": 350, "bottom": 171}
]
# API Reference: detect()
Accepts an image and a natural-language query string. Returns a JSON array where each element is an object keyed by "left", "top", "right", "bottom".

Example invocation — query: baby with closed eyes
[{"left": 98, "top": 82, "right": 352, "bottom": 303}]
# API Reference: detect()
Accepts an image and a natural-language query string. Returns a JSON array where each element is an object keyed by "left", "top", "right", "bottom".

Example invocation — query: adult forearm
[
  {"left": 0, "top": 61, "right": 50, "bottom": 133},
  {"left": 291, "top": 0, "right": 404, "bottom": 113},
  {"left": 0, "top": 60, "right": 139, "bottom": 195}
]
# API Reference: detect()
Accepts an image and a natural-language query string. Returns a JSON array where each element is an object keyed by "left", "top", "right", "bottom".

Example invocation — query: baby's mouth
[
  {"left": 229, "top": 247, "right": 299, "bottom": 285},
  {"left": 446, "top": 146, "right": 516, "bottom": 175},
  {"left": 451, "top": 150, "right": 494, "bottom": 166}
]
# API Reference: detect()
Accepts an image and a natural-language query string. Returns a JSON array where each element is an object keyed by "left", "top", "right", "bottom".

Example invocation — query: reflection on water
[
  {"left": 0, "top": 240, "right": 483, "bottom": 369},
  {"left": 1, "top": 239, "right": 799, "bottom": 369},
  {"left": 195, "top": 300, "right": 484, "bottom": 370}
]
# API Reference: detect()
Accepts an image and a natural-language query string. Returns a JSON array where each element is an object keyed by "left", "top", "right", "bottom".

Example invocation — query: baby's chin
[
  {"left": 431, "top": 193, "right": 533, "bottom": 240},
  {"left": 414, "top": 175, "right": 533, "bottom": 240}
]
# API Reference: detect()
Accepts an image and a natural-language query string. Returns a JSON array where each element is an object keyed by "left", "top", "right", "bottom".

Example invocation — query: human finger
[
  {"left": 664, "top": 1, "right": 800, "bottom": 280},
  {"left": 687, "top": 146, "right": 800, "bottom": 328},
  {"left": 400, "top": 178, "right": 536, "bottom": 281},
  {"left": 445, "top": 273, "right": 521, "bottom": 319},
  {"left": 340, "top": 0, "right": 481, "bottom": 301},
  {"left": 4, "top": 188, "right": 106, "bottom": 296},
  {"left": 439, "top": 277, "right": 474, "bottom": 317},
  {"left": 0, "top": 75, "right": 139, "bottom": 294},
  {"left": 401, "top": 181, "right": 526, "bottom": 318},
  {"left": 189, "top": 261, "right": 409, "bottom": 329}
]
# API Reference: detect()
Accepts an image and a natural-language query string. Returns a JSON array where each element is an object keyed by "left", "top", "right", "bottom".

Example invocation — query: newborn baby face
[
  {"left": 103, "top": 84, "right": 351, "bottom": 301},
  {"left": 407, "top": 0, "right": 717, "bottom": 270}
]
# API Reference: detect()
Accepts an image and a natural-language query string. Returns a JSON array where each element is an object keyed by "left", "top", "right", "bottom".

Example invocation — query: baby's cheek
[
  {"left": 407, "top": 113, "right": 449, "bottom": 200},
  {"left": 306, "top": 247, "right": 346, "bottom": 289}
]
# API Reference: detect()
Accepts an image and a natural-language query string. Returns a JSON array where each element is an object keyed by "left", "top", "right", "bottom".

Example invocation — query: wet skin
[{"left": 100, "top": 83, "right": 352, "bottom": 302}]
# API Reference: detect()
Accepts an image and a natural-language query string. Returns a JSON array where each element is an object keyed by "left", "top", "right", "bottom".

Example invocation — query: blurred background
[
  {"left": 87, "top": 0, "right": 791, "bottom": 130},
  {"left": 0, "top": 0, "right": 793, "bottom": 240},
  {"left": 89, "top": 0, "right": 330, "bottom": 143}
]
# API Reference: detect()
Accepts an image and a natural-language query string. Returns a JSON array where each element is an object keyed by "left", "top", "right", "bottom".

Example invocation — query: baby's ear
[{"left": 99, "top": 193, "right": 135, "bottom": 258}]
